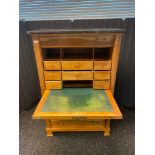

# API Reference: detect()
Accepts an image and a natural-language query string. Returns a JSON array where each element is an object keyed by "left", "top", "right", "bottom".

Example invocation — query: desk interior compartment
[
  {"left": 63, "top": 80, "right": 93, "bottom": 88},
  {"left": 42, "top": 48, "right": 60, "bottom": 60},
  {"left": 62, "top": 48, "right": 93, "bottom": 60},
  {"left": 94, "top": 48, "right": 112, "bottom": 60}
]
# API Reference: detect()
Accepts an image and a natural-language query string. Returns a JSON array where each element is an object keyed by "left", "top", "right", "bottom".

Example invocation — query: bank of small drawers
[
  {"left": 44, "top": 60, "right": 111, "bottom": 89},
  {"left": 93, "top": 60, "right": 111, "bottom": 89}
]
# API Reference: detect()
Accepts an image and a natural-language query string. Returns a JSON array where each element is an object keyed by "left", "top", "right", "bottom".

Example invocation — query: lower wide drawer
[
  {"left": 93, "top": 80, "right": 110, "bottom": 89},
  {"left": 44, "top": 71, "right": 61, "bottom": 80},
  {"left": 62, "top": 71, "right": 93, "bottom": 80},
  {"left": 50, "top": 120, "right": 105, "bottom": 127},
  {"left": 45, "top": 81, "right": 62, "bottom": 89}
]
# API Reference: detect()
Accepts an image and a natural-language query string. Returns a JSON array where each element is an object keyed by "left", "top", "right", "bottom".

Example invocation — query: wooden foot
[
  {"left": 46, "top": 129, "right": 53, "bottom": 136},
  {"left": 104, "top": 130, "right": 110, "bottom": 136},
  {"left": 104, "top": 119, "right": 110, "bottom": 136},
  {"left": 45, "top": 119, "right": 53, "bottom": 136}
]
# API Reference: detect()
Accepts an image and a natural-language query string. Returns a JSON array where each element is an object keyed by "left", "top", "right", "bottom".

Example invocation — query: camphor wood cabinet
[{"left": 28, "top": 28, "right": 124, "bottom": 136}]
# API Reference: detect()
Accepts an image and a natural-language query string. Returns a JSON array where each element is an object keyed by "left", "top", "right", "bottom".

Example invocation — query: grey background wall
[{"left": 19, "top": 18, "right": 135, "bottom": 112}]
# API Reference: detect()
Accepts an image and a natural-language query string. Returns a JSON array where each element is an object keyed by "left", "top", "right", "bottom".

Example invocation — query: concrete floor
[{"left": 19, "top": 107, "right": 134, "bottom": 155}]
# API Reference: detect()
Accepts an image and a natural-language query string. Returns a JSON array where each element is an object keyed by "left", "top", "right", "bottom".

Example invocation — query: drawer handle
[{"left": 72, "top": 117, "right": 87, "bottom": 120}]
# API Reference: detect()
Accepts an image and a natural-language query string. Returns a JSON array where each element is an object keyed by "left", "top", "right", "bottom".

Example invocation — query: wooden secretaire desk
[{"left": 28, "top": 28, "right": 124, "bottom": 136}]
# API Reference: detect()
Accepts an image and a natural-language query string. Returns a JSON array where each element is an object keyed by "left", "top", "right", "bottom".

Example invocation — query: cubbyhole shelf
[
  {"left": 42, "top": 48, "right": 112, "bottom": 61},
  {"left": 63, "top": 81, "right": 93, "bottom": 88},
  {"left": 62, "top": 48, "right": 93, "bottom": 60},
  {"left": 94, "top": 48, "right": 112, "bottom": 60},
  {"left": 42, "top": 48, "right": 60, "bottom": 60}
]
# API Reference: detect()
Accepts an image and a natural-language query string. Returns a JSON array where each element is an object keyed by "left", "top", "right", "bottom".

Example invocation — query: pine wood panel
[
  {"left": 47, "top": 119, "right": 105, "bottom": 132},
  {"left": 32, "top": 36, "right": 45, "bottom": 95},
  {"left": 44, "top": 61, "right": 61, "bottom": 70},
  {"left": 93, "top": 80, "right": 110, "bottom": 89},
  {"left": 61, "top": 60, "right": 93, "bottom": 70},
  {"left": 94, "top": 71, "right": 111, "bottom": 80},
  {"left": 110, "top": 34, "right": 123, "bottom": 93},
  {"left": 50, "top": 120, "right": 105, "bottom": 126},
  {"left": 39, "top": 35, "right": 115, "bottom": 47},
  {"left": 94, "top": 60, "right": 111, "bottom": 70},
  {"left": 44, "top": 71, "right": 61, "bottom": 80},
  {"left": 62, "top": 71, "right": 93, "bottom": 80},
  {"left": 45, "top": 81, "right": 62, "bottom": 89}
]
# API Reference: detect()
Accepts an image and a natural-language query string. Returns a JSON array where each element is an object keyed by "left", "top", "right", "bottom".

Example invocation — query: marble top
[
  {"left": 41, "top": 88, "right": 113, "bottom": 112},
  {"left": 27, "top": 28, "right": 125, "bottom": 35}
]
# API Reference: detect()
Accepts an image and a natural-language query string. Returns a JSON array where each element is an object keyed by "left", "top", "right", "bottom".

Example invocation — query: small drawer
[
  {"left": 94, "top": 60, "right": 111, "bottom": 70},
  {"left": 44, "top": 61, "right": 61, "bottom": 70},
  {"left": 39, "top": 35, "right": 114, "bottom": 47},
  {"left": 62, "top": 71, "right": 93, "bottom": 80},
  {"left": 45, "top": 81, "right": 62, "bottom": 89},
  {"left": 44, "top": 71, "right": 61, "bottom": 80},
  {"left": 94, "top": 71, "right": 110, "bottom": 80},
  {"left": 62, "top": 61, "right": 93, "bottom": 70},
  {"left": 93, "top": 80, "right": 110, "bottom": 89}
]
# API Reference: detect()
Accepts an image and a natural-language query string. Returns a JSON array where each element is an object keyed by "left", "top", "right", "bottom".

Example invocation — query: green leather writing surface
[{"left": 41, "top": 88, "right": 113, "bottom": 112}]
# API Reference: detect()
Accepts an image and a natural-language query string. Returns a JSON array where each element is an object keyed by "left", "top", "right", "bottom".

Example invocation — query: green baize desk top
[{"left": 41, "top": 88, "right": 113, "bottom": 112}]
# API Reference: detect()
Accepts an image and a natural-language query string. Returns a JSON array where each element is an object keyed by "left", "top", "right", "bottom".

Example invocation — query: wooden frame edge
[
  {"left": 32, "top": 90, "right": 50, "bottom": 119},
  {"left": 105, "top": 90, "right": 123, "bottom": 119}
]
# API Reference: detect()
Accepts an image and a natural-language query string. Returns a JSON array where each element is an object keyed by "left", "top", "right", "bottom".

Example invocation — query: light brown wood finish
[
  {"left": 32, "top": 36, "right": 45, "bottom": 95},
  {"left": 45, "top": 81, "right": 62, "bottom": 89},
  {"left": 93, "top": 80, "right": 110, "bottom": 89},
  {"left": 61, "top": 60, "right": 93, "bottom": 70},
  {"left": 30, "top": 31, "right": 124, "bottom": 136},
  {"left": 32, "top": 89, "right": 122, "bottom": 120},
  {"left": 94, "top": 71, "right": 111, "bottom": 80},
  {"left": 62, "top": 71, "right": 93, "bottom": 80},
  {"left": 44, "top": 61, "right": 61, "bottom": 70},
  {"left": 104, "top": 119, "right": 110, "bottom": 136},
  {"left": 39, "top": 34, "right": 115, "bottom": 48},
  {"left": 44, "top": 71, "right": 61, "bottom": 80},
  {"left": 110, "top": 34, "right": 123, "bottom": 93},
  {"left": 50, "top": 120, "right": 105, "bottom": 125},
  {"left": 32, "top": 90, "right": 50, "bottom": 118},
  {"left": 94, "top": 60, "right": 111, "bottom": 70},
  {"left": 45, "top": 120, "right": 53, "bottom": 136}
]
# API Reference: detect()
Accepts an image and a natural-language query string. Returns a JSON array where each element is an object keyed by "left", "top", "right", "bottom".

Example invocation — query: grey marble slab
[{"left": 27, "top": 28, "right": 125, "bottom": 35}]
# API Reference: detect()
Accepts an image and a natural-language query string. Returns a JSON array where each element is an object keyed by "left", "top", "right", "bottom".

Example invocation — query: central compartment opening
[
  {"left": 63, "top": 80, "right": 93, "bottom": 88},
  {"left": 94, "top": 48, "right": 112, "bottom": 60},
  {"left": 42, "top": 48, "right": 60, "bottom": 60},
  {"left": 62, "top": 48, "right": 93, "bottom": 60}
]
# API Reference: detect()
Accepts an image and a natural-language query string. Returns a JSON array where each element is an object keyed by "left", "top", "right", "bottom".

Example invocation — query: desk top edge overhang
[{"left": 27, "top": 28, "right": 125, "bottom": 35}]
